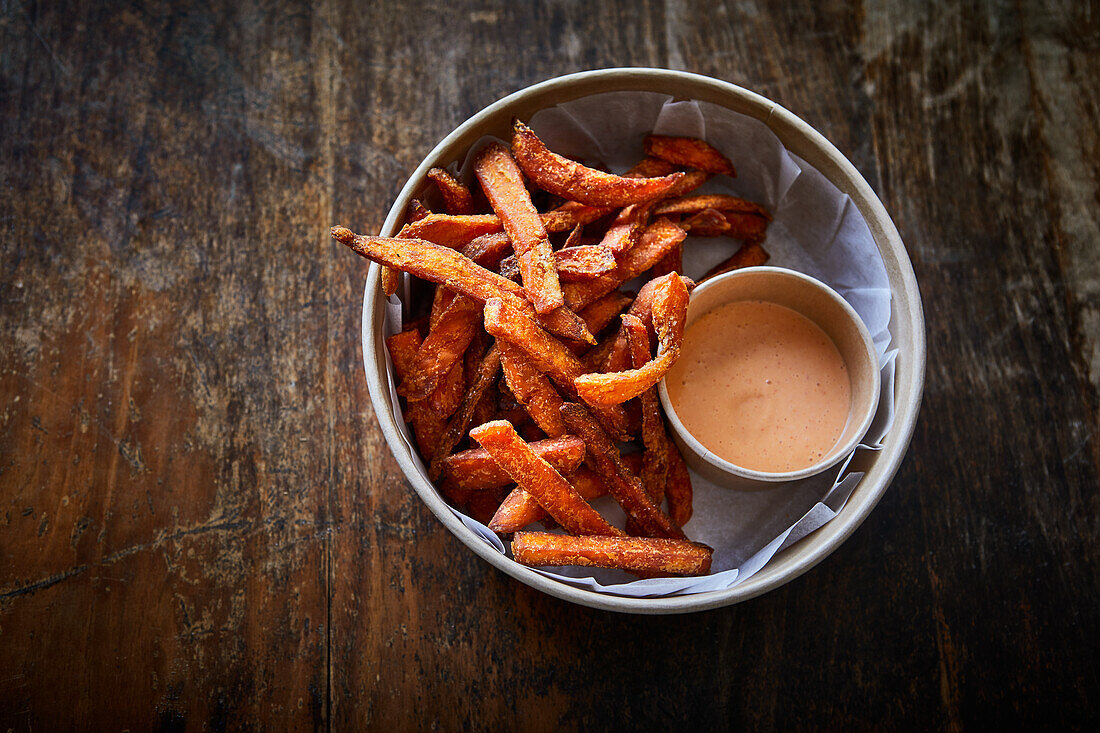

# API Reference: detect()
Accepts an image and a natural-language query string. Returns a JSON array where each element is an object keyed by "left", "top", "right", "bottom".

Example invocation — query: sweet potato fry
[
  {"left": 650, "top": 241, "right": 683, "bottom": 278},
  {"left": 469, "top": 421, "right": 623, "bottom": 537},
  {"left": 426, "top": 360, "right": 464, "bottom": 420},
  {"left": 561, "top": 217, "right": 687, "bottom": 311},
  {"left": 512, "top": 120, "right": 685, "bottom": 207},
  {"left": 562, "top": 224, "right": 584, "bottom": 250},
  {"left": 680, "top": 207, "right": 730, "bottom": 237},
  {"left": 511, "top": 532, "right": 711, "bottom": 576},
  {"left": 699, "top": 241, "right": 770, "bottom": 283},
  {"left": 654, "top": 194, "right": 770, "bottom": 219},
  {"left": 725, "top": 212, "right": 770, "bottom": 242},
  {"left": 398, "top": 294, "right": 481, "bottom": 402},
  {"left": 596, "top": 220, "right": 643, "bottom": 254},
  {"left": 381, "top": 199, "right": 434, "bottom": 296},
  {"left": 426, "top": 167, "right": 475, "bottom": 215},
  {"left": 332, "top": 228, "right": 594, "bottom": 344},
  {"left": 499, "top": 342, "right": 568, "bottom": 438},
  {"left": 442, "top": 435, "right": 585, "bottom": 490},
  {"left": 540, "top": 200, "right": 614, "bottom": 233},
  {"left": 428, "top": 344, "right": 501, "bottom": 481},
  {"left": 665, "top": 442, "right": 694, "bottom": 526},
  {"left": 573, "top": 274, "right": 689, "bottom": 406},
  {"left": 484, "top": 298, "right": 631, "bottom": 439},
  {"left": 398, "top": 213, "right": 504, "bottom": 248},
  {"left": 499, "top": 244, "right": 616, "bottom": 283},
  {"left": 643, "top": 135, "right": 736, "bottom": 176},
  {"left": 577, "top": 291, "right": 633, "bottom": 341},
  {"left": 386, "top": 329, "right": 445, "bottom": 458},
  {"left": 462, "top": 232, "right": 512, "bottom": 270},
  {"left": 475, "top": 141, "right": 563, "bottom": 314},
  {"left": 625, "top": 315, "right": 670, "bottom": 506},
  {"left": 559, "top": 402, "right": 684, "bottom": 539}
]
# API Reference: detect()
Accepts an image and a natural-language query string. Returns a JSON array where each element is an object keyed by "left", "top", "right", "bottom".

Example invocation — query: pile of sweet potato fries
[{"left": 333, "top": 120, "right": 771, "bottom": 577}]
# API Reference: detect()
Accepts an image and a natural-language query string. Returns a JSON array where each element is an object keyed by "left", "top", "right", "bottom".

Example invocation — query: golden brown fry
[
  {"left": 573, "top": 274, "right": 689, "bottom": 406},
  {"left": 427, "top": 360, "right": 464, "bottom": 420},
  {"left": 680, "top": 207, "right": 730, "bottom": 237},
  {"left": 576, "top": 291, "right": 633, "bottom": 341},
  {"left": 654, "top": 194, "right": 770, "bottom": 219},
  {"left": 597, "top": 220, "right": 643, "bottom": 254},
  {"left": 561, "top": 217, "right": 687, "bottom": 311},
  {"left": 511, "top": 532, "right": 711, "bottom": 576},
  {"left": 386, "top": 330, "right": 446, "bottom": 458},
  {"left": 725, "top": 212, "right": 770, "bottom": 242},
  {"left": 562, "top": 223, "right": 584, "bottom": 250},
  {"left": 512, "top": 120, "right": 685, "bottom": 207},
  {"left": 499, "top": 245, "right": 616, "bottom": 283},
  {"left": 475, "top": 141, "right": 563, "bottom": 314},
  {"left": 469, "top": 421, "right": 624, "bottom": 537},
  {"left": 650, "top": 241, "right": 683, "bottom": 278},
  {"left": 332, "top": 228, "right": 594, "bottom": 344},
  {"left": 699, "top": 241, "right": 770, "bottom": 283},
  {"left": 399, "top": 294, "right": 482, "bottom": 402},
  {"left": 559, "top": 402, "right": 684, "bottom": 539},
  {"left": 428, "top": 343, "right": 501, "bottom": 481},
  {"left": 408, "top": 198, "right": 432, "bottom": 222},
  {"left": 665, "top": 441, "right": 694, "bottom": 527},
  {"left": 540, "top": 200, "right": 614, "bottom": 233},
  {"left": 625, "top": 315, "right": 670, "bottom": 506},
  {"left": 499, "top": 342, "right": 568, "bottom": 438},
  {"left": 643, "top": 135, "right": 737, "bottom": 176},
  {"left": 398, "top": 213, "right": 504, "bottom": 248},
  {"left": 426, "top": 167, "right": 475, "bottom": 215},
  {"left": 442, "top": 435, "right": 585, "bottom": 490},
  {"left": 462, "top": 232, "right": 512, "bottom": 270},
  {"left": 381, "top": 266, "right": 401, "bottom": 298},
  {"left": 484, "top": 298, "right": 631, "bottom": 439}
]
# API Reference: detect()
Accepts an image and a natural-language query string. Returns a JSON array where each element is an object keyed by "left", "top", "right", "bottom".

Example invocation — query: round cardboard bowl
[{"left": 360, "top": 68, "right": 925, "bottom": 614}]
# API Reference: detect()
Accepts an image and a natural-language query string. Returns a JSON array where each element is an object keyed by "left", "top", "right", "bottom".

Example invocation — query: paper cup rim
[
  {"left": 360, "top": 67, "right": 926, "bottom": 614},
  {"left": 656, "top": 266, "right": 882, "bottom": 486}
]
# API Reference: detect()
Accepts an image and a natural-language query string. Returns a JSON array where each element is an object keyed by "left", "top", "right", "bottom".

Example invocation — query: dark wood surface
[{"left": 2, "top": 0, "right": 1097, "bottom": 729}]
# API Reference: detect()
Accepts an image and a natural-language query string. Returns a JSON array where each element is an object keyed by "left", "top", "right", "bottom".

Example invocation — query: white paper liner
[{"left": 379, "top": 91, "right": 897, "bottom": 598}]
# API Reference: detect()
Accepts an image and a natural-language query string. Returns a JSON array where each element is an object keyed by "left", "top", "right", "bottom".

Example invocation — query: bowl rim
[
  {"left": 656, "top": 265, "right": 882, "bottom": 486},
  {"left": 360, "top": 67, "right": 926, "bottom": 614}
]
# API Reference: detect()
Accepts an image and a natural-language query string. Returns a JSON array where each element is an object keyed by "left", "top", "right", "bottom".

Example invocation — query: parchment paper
[{"left": 379, "top": 91, "right": 897, "bottom": 597}]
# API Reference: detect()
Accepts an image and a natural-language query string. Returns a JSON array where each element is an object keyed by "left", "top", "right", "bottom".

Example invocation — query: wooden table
[{"left": 2, "top": 1, "right": 1096, "bottom": 729}]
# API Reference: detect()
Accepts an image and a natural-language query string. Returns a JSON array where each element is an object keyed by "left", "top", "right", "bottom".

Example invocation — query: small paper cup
[
  {"left": 658, "top": 267, "right": 881, "bottom": 490},
  {"left": 361, "top": 68, "right": 925, "bottom": 614}
]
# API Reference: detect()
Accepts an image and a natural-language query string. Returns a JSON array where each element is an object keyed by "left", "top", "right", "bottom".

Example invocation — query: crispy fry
[
  {"left": 699, "top": 241, "right": 770, "bottom": 283},
  {"left": 559, "top": 402, "right": 684, "bottom": 539},
  {"left": 428, "top": 343, "right": 501, "bottom": 481},
  {"left": 426, "top": 167, "right": 475, "bottom": 215},
  {"left": 650, "top": 241, "right": 683, "bottom": 277},
  {"left": 643, "top": 135, "right": 736, "bottom": 176},
  {"left": 462, "top": 232, "right": 512, "bottom": 270},
  {"left": 399, "top": 294, "right": 481, "bottom": 402},
  {"left": 665, "top": 441, "right": 693, "bottom": 526},
  {"left": 484, "top": 298, "right": 630, "bottom": 439},
  {"left": 469, "top": 421, "right": 624, "bottom": 537},
  {"left": 626, "top": 157, "right": 678, "bottom": 178},
  {"left": 561, "top": 217, "right": 687, "bottom": 311},
  {"left": 573, "top": 274, "right": 689, "bottom": 406},
  {"left": 680, "top": 207, "right": 730, "bottom": 237},
  {"left": 442, "top": 435, "right": 585, "bottom": 490},
  {"left": 427, "top": 360, "right": 464, "bottom": 420},
  {"left": 562, "top": 223, "right": 584, "bottom": 250},
  {"left": 654, "top": 194, "right": 770, "bottom": 219},
  {"left": 725, "top": 212, "right": 770, "bottom": 242},
  {"left": 499, "top": 244, "right": 616, "bottom": 283},
  {"left": 511, "top": 532, "right": 711, "bottom": 576},
  {"left": 499, "top": 342, "right": 568, "bottom": 438},
  {"left": 475, "top": 141, "right": 563, "bottom": 314},
  {"left": 597, "top": 220, "right": 643, "bottom": 254},
  {"left": 386, "top": 330, "right": 446, "bottom": 458},
  {"left": 540, "top": 200, "right": 615, "bottom": 233},
  {"left": 577, "top": 291, "right": 633, "bottom": 340},
  {"left": 663, "top": 169, "right": 712, "bottom": 198},
  {"left": 625, "top": 315, "right": 670, "bottom": 506},
  {"left": 408, "top": 199, "right": 432, "bottom": 222},
  {"left": 488, "top": 455, "right": 643, "bottom": 533},
  {"left": 381, "top": 266, "right": 401, "bottom": 298},
  {"left": 398, "top": 213, "right": 504, "bottom": 249},
  {"left": 512, "top": 120, "right": 685, "bottom": 207},
  {"left": 332, "top": 228, "right": 594, "bottom": 344}
]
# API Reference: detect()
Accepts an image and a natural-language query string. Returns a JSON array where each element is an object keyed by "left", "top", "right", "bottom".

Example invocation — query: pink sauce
[{"left": 665, "top": 300, "right": 851, "bottom": 472}]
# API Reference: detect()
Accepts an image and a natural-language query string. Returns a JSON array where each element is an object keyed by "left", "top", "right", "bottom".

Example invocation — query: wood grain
[{"left": 1, "top": 0, "right": 1096, "bottom": 730}]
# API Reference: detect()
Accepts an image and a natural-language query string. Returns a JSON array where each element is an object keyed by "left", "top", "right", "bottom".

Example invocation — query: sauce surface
[{"left": 665, "top": 300, "right": 851, "bottom": 472}]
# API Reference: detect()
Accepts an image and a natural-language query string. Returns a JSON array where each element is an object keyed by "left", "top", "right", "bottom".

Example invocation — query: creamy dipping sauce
[{"left": 665, "top": 300, "right": 851, "bottom": 473}]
